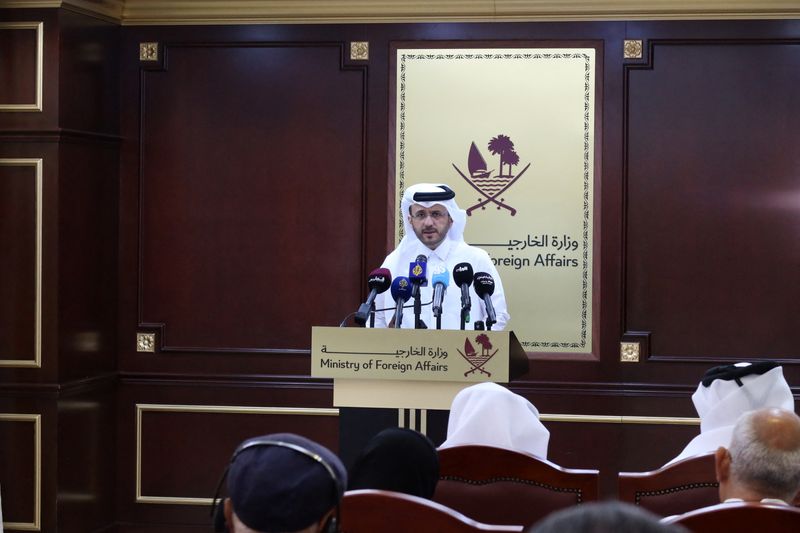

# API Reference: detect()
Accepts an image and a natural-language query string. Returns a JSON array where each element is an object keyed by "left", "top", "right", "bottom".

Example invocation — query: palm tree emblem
[
  {"left": 452, "top": 133, "right": 531, "bottom": 216},
  {"left": 487, "top": 134, "right": 517, "bottom": 178}
]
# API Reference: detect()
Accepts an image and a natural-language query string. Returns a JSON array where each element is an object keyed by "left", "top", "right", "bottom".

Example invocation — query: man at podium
[
  {"left": 340, "top": 183, "right": 513, "bottom": 466},
  {"left": 371, "top": 182, "right": 509, "bottom": 330}
]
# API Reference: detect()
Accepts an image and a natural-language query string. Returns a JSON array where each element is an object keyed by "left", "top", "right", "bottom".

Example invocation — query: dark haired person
[
  {"left": 529, "top": 501, "right": 685, "bottom": 533},
  {"left": 218, "top": 433, "right": 346, "bottom": 533},
  {"left": 348, "top": 428, "right": 440, "bottom": 499}
]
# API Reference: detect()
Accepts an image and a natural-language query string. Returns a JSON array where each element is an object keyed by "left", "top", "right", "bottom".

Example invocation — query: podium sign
[{"left": 312, "top": 327, "right": 523, "bottom": 383}]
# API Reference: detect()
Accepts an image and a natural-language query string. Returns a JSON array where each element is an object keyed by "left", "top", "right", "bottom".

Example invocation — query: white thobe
[{"left": 372, "top": 235, "right": 509, "bottom": 330}]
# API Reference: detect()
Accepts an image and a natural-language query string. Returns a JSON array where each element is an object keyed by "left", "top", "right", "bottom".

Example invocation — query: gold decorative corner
[
  {"left": 139, "top": 42, "right": 158, "bottom": 61},
  {"left": 350, "top": 41, "right": 369, "bottom": 61},
  {"left": 623, "top": 39, "right": 643, "bottom": 59},
  {"left": 620, "top": 341, "right": 640, "bottom": 363},
  {"left": 136, "top": 333, "right": 155, "bottom": 352}
]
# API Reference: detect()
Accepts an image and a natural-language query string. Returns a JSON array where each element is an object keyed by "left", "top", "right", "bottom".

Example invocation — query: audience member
[
  {"left": 440, "top": 382, "right": 550, "bottom": 458},
  {"left": 715, "top": 407, "right": 800, "bottom": 504},
  {"left": 666, "top": 361, "right": 793, "bottom": 465},
  {"left": 215, "top": 433, "right": 346, "bottom": 533},
  {"left": 528, "top": 501, "right": 685, "bottom": 533},
  {"left": 348, "top": 427, "right": 440, "bottom": 499}
]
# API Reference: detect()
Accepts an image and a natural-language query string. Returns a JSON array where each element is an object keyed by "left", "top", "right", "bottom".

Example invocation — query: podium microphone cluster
[
  {"left": 473, "top": 272, "right": 497, "bottom": 330},
  {"left": 354, "top": 268, "right": 392, "bottom": 326},
  {"left": 453, "top": 262, "right": 473, "bottom": 330}
]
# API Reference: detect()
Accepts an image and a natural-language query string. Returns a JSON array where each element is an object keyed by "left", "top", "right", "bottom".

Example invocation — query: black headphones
[{"left": 211, "top": 437, "right": 344, "bottom": 533}]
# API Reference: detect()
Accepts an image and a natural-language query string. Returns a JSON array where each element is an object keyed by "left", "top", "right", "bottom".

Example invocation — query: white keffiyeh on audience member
[
  {"left": 665, "top": 362, "right": 794, "bottom": 466},
  {"left": 440, "top": 382, "right": 550, "bottom": 458}
]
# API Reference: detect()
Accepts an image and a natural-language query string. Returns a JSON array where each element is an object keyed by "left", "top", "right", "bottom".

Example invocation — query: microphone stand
[
  {"left": 460, "top": 306, "right": 467, "bottom": 330},
  {"left": 369, "top": 302, "right": 376, "bottom": 328},
  {"left": 394, "top": 299, "right": 404, "bottom": 328},
  {"left": 413, "top": 291, "right": 427, "bottom": 329}
]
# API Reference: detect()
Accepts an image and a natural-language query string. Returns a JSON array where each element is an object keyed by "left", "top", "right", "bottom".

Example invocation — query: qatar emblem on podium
[
  {"left": 452, "top": 134, "right": 531, "bottom": 216},
  {"left": 457, "top": 334, "right": 499, "bottom": 377}
]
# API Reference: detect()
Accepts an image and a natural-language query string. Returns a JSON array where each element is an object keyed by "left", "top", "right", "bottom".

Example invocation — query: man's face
[{"left": 408, "top": 203, "right": 453, "bottom": 250}]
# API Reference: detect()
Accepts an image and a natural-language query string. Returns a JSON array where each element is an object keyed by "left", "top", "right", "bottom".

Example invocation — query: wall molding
[
  {"left": 2, "top": 1, "right": 800, "bottom": 24},
  {"left": 0, "top": 22, "right": 43, "bottom": 112},
  {"left": 0, "top": 413, "right": 42, "bottom": 531},
  {"left": 135, "top": 403, "right": 339, "bottom": 505},
  {"left": 0, "top": 158, "right": 42, "bottom": 369}
]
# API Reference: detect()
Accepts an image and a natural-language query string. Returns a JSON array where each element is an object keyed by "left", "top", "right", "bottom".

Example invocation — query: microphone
[
  {"left": 354, "top": 268, "right": 392, "bottom": 326},
  {"left": 390, "top": 276, "right": 412, "bottom": 328},
  {"left": 408, "top": 254, "right": 428, "bottom": 299},
  {"left": 453, "top": 262, "right": 474, "bottom": 313},
  {"left": 431, "top": 267, "right": 450, "bottom": 318},
  {"left": 473, "top": 272, "right": 497, "bottom": 329}
]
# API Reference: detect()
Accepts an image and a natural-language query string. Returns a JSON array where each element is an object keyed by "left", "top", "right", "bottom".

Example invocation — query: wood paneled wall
[
  {"left": 1, "top": 6, "right": 798, "bottom": 531},
  {"left": 0, "top": 7, "right": 119, "bottom": 532}
]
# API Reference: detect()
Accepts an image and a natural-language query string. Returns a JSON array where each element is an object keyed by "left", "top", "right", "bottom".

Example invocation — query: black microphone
[
  {"left": 354, "top": 268, "right": 392, "bottom": 326},
  {"left": 453, "top": 262, "right": 473, "bottom": 313},
  {"left": 408, "top": 254, "right": 428, "bottom": 299},
  {"left": 473, "top": 271, "right": 497, "bottom": 329},
  {"left": 390, "top": 276, "right": 413, "bottom": 328}
]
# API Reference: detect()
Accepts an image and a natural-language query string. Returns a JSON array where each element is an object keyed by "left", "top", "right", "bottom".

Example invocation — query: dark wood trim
[
  {"left": 117, "top": 372, "right": 333, "bottom": 389},
  {"left": 0, "top": 129, "right": 121, "bottom": 142}
]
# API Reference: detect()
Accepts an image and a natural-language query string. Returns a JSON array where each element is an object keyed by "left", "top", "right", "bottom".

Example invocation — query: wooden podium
[{"left": 311, "top": 326, "right": 529, "bottom": 466}]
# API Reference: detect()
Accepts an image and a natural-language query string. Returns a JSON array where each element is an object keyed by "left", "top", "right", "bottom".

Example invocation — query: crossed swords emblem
[
  {"left": 451, "top": 138, "right": 530, "bottom": 216},
  {"left": 452, "top": 163, "right": 529, "bottom": 216}
]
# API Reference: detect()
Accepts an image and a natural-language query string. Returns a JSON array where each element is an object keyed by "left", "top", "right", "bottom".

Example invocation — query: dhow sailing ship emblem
[{"left": 452, "top": 134, "right": 530, "bottom": 216}]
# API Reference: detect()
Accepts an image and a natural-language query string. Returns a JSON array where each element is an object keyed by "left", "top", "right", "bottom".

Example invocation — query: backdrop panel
[
  {"left": 625, "top": 40, "right": 800, "bottom": 362},
  {"left": 138, "top": 43, "right": 366, "bottom": 352},
  {"left": 392, "top": 44, "right": 599, "bottom": 354}
]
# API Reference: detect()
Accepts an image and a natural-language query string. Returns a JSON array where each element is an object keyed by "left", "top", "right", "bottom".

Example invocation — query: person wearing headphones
[{"left": 216, "top": 433, "right": 347, "bottom": 533}]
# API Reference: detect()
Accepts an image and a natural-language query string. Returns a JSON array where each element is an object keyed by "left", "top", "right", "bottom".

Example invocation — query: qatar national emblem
[
  {"left": 452, "top": 134, "right": 531, "bottom": 216},
  {"left": 457, "top": 334, "right": 499, "bottom": 377}
]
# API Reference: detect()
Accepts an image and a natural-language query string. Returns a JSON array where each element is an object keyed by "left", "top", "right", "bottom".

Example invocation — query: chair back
[
  {"left": 618, "top": 452, "right": 719, "bottom": 517},
  {"left": 340, "top": 489, "right": 524, "bottom": 533},
  {"left": 433, "top": 445, "right": 599, "bottom": 526},
  {"left": 662, "top": 501, "right": 800, "bottom": 532}
]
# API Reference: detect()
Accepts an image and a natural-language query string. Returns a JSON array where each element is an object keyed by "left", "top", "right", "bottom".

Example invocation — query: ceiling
[{"left": 3, "top": 0, "right": 799, "bottom": 25}]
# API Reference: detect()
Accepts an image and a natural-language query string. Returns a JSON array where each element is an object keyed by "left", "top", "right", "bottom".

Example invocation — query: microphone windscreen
[
  {"left": 409, "top": 256, "right": 427, "bottom": 286},
  {"left": 431, "top": 269, "right": 450, "bottom": 288},
  {"left": 453, "top": 262, "right": 474, "bottom": 286},
  {"left": 390, "top": 276, "right": 413, "bottom": 302},
  {"left": 473, "top": 272, "right": 495, "bottom": 297},
  {"left": 367, "top": 268, "right": 392, "bottom": 293}
]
